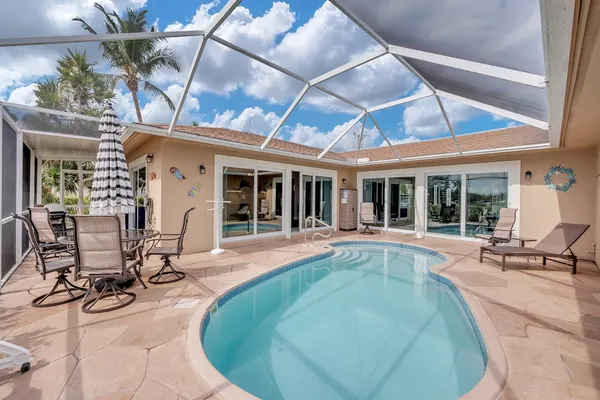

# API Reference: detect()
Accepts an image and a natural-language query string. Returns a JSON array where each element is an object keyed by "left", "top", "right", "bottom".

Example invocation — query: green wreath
[{"left": 544, "top": 166, "right": 576, "bottom": 192}]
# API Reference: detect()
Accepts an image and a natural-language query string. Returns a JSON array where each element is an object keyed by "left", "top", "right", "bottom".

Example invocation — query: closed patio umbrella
[{"left": 89, "top": 104, "right": 134, "bottom": 216}]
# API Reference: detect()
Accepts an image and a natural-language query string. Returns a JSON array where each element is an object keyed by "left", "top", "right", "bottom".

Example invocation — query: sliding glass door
[
  {"left": 315, "top": 176, "right": 333, "bottom": 226},
  {"left": 257, "top": 170, "right": 283, "bottom": 234},
  {"left": 426, "top": 175, "right": 462, "bottom": 236},
  {"left": 388, "top": 177, "right": 415, "bottom": 231},
  {"left": 466, "top": 173, "right": 508, "bottom": 237},
  {"left": 362, "top": 178, "right": 385, "bottom": 227},
  {"left": 223, "top": 167, "right": 255, "bottom": 239}
]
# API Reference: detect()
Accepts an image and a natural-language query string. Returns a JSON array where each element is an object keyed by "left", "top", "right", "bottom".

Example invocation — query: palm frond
[{"left": 142, "top": 80, "right": 176, "bottom": 110}]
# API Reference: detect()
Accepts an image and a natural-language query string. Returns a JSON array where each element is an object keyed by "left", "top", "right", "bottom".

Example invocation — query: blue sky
[{"left": 0, "top": 0, "right": 525, "bottom": 151}]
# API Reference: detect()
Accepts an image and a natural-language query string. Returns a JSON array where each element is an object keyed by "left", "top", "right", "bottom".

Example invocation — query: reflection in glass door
[
  {"left": 388, "top": 177, "right": 415, "bottom": 230},
  {"left": 362, "top": 178, "right": 385, "bottom": 227},
  {"left": 223, "top": 167, "right": 255, "bottom": 238},
  {"left": 130, "top": 165, "right": 147, "bottom": 229},
  {"left": 315, "top": 176, "right": 333, "bottom": 226},
  {"left": 301, "top": 174, "right": 313, "bottom": 229},
  {"left": 466, "top": 173, "right": 508, "bottom": 237},
  {"left": 257, "top": 170, "right": 283, "bottom": 235},
  {"left": 427, "top": 175, "right": 461, "bottom": 236}
]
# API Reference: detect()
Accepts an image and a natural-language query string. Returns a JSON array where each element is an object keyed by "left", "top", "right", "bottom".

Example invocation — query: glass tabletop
[{"left": 59, "top": 229, "right": 159, "bottom": 244}]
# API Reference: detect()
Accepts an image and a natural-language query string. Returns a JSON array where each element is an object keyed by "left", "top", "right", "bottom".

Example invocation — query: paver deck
[{"left": 1, "top": 232, "right": 600, "bottom": 400}]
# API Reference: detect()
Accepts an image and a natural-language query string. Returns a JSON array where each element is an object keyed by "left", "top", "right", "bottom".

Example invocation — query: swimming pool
[
  {"left": 201, "top": 243, "right": 486, "bottom": 399},
  {"left": 223, "top": 222, "right": 282, "bottom": 234}
]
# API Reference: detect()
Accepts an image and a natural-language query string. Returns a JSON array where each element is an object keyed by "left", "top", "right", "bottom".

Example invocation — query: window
[
  {"left": 466, "top": 173, "right": 508, "bottom": 237},
  {"left": 427, "top": 175, "right": 462, "bottom": 236}
]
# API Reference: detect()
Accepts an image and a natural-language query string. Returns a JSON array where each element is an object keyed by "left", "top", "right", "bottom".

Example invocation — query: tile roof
[
  {"left": 341, "top": 125, "right": 550, "bottom": 161},
  {"left": 145, "top": 124, "right": 348, "bottom": 161},
  {"left": 136, "top": 124, "right": 548, "bottom": 164}
]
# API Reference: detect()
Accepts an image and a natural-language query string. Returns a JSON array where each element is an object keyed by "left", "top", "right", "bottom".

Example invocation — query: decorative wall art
[
  {"left": 188, "top": 183, "right": 201, "bottom": 197},
  {"left": 545, "top": 165, "right": 576, "bottom": 192},
  {"left": 170, "top": 167, "right": 186, "bottom": 180},
  {"left": 150, "top": 172, "right": 157, "bottom": 181}
]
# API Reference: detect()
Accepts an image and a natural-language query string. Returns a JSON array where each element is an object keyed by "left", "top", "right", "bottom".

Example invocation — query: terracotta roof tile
[
  {"left": 136, "top": 124, "right": 548, "bottom": 164},
  {"left": 145, "top": 124, "right": 348, "bottom": 162},
  {"left": 341, "top": 125, "right": 549, "bottom": 161}
]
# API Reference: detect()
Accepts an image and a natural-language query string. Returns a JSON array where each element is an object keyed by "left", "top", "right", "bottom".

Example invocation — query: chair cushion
[
  {"left": 147, "top": 247, "right": 178, "bottom": 256},
  {"left": 45, "top": 257, "right": 75, "bottom": 273}
]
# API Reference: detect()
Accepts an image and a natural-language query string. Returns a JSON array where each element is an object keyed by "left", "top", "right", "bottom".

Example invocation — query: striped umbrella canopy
[{"left": 89, "top": 104, "right": 134, "bottom": 215}]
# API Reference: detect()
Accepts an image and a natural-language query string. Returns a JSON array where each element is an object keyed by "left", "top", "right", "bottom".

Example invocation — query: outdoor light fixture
[
  {"left": 525, "top": 171, "right": 532, "bottom": 181},
  {"left": 342, "top": 178, "right": 347, "bottom": 185},
  {"left": 199, "top": 165, "right": 206, "bottom": 175},
  {"left": 146, "top": 154, "right": 154, "bottom": 164}
]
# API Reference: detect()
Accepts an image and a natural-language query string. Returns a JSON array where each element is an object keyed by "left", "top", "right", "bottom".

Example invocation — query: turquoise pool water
[
  {"left": 223, "top": 222, "right": 281, "bottom": 233},
  {"left": 202, "top": 243, "right": 486, "bottom": 400}
]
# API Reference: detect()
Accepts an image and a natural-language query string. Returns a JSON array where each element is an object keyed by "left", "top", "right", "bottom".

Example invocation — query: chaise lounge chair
[
  {"left": 474, "top": 208, "right": 517, "bottom": 245},
  {"left": 360, "top": 202, "right": 376, "bottom": 235},
  {"left": 480, "top": 223, "right": 590, "bottom": 274}
]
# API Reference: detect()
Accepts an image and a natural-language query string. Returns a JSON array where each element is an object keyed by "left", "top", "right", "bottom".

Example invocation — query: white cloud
[
  {"left": 209, "top": 107, "right": 280, "bottom": 135},
  {"left": 6, "top": 84, "right": 38, "bottom": 106},
  {"left": 386, "top": 136, "right": 421, "bottom": 145},
  {"left": 112, "top": 84, "right": 200, "bottom": 124},
  {"left": 286, "top": 119, "right": 380, "bottom": 152},
  {"left": 401, "top": 85, "right": 482, "bottom": 137}
]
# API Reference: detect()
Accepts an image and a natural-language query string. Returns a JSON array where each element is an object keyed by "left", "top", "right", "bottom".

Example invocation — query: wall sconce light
[
  {"left": 199, "top": 164, "right": 206, "bottom": 175},
  {"left": 342, "top": 178, "right": 347, "bottom": 185},
  {"left": 525, "top": 171, "right": 532, "bottom": 181},
  {"left": 146, "top": 153, "right": 154, "bottom": 164}
]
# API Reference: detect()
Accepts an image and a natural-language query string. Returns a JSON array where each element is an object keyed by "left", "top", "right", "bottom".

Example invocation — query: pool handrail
[{"left": 303, "top": 216, "right": 333, "bottom": 247}]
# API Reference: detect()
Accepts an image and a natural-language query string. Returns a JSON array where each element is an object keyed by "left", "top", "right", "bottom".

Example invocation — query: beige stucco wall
[
  {"left": 358, "top": 147, "right": 597, "bottom": 258},
  {"left": 597, "top": 146, "right": 600, "bottom": 264},
  {"left": 126, "top": 136, "right": 597, "bottom": 259},
  {"left": 126, "top": 135, "right": 356, "bottom": 254}
]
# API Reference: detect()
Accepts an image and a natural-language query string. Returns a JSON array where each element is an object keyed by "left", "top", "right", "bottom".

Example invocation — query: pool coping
[{"left": 187, "top": 240, "right": 508, "bottom": 400}]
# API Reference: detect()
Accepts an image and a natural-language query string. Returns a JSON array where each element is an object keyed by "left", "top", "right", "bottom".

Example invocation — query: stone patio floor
[{"left": 2, "top": 232, "right": 600, "bottom": 400}]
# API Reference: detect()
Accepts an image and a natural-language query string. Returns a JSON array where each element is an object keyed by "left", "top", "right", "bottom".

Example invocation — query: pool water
[
  {"left": 203, "top": 244, "right": 486, "bottom": 400},
  {"left": 223, "top": 222, "right": 281, "bottom": 233}
]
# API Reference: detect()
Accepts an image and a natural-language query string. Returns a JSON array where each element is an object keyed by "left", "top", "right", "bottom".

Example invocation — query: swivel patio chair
[
  {"left": 474, "top": 208, "right": 517, "bottom": 245},
  {"left": 145, "top": 207, "right": 195, "bottom": 284},
  {"left": 72, "top": 215, "right": 141, "bottom": 313},
  {"left": 28, "top": 206, "right": 71, "bottom": 253},
  {"left": 359, "top": 202, "right": 376, "bottom": 235},
  {"left": 12, "top": 213, "right": 86, "bottom": 307}
]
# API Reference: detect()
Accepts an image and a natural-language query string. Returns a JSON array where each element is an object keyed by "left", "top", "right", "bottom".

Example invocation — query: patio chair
[
  {"left": 72, "top": 215, "right": 141, "bottom": 313},
  {"left": 359, "top": 202, "right": 376, "bottom": 235},
  {"left": 145, "top": 207, "right": 195, "bottom": 284},
  {"left": 480, "top": 222, "right": 590, "bottom": 274},
  {"left": 28, "top": 206, "right": 70, "bottom": 252},
  {"left": 230, "top": 204, "right": 250, "bottom": 221},
  {"left": 258, "top": 199, "right": 269, "bottom": 220},
  {"left": 12, "top": 212, "right": 86, "bottom": 307},
  {"left": 474, "top": 208, "right": 517, "bottom": 245}
]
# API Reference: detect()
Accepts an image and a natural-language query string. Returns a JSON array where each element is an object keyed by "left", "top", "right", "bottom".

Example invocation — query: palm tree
[
  {"left": 73, "top": 3, "right": 181, "bottom": 123},
  {"left": 56, "top": 49, "right": 116, "bottom": 115},
  {"left": 34, "top": 49, "right": 115, "bottom": 116},
  {"left": 34, "top": 77, "right": 62, "bottom": 111}
]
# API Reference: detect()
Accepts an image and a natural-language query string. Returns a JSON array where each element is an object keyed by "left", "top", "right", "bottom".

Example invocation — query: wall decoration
[
  {"left": 545, "top": 165, "right": 576, "bottom": 192},
  {"left": 188, "top": 183, "right": 201, "bottom": 197},
  {"left": 170, "top": 167, "right": 186, "bottom": 181},
  {"left": 150, "top": 172, "right": 157, "bottom": 181}
]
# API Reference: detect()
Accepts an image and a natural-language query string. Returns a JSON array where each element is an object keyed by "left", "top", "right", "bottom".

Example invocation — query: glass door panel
[
  {"left": 130, "top": 166, "right": 147, "bottom": 229},
  {"left": 257, "top": 170, "right": 283, "bottom": 235},
  {"left": 301, "top": 174, "right": 314, "bottom": 229},
  {"left": 223, "top": 167, "right": 255, "bottom": 238},
  {"left": 466, "top": 173, "right": 508, "bottom": 237},
  {"left": 362, "top": 178, "right": 385, "bottom": 227},
  {"left": 427, "top": 175, "right": 461, "bottom": 236},
  {"left": 61, "top": 171, "right": 93, "bottom": 214},
  {"left": 388, "top": 177, "right": 415, "bottom": 230},
  {"left": 315, "top": 176, "right": 333, "bottom": 226}
]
